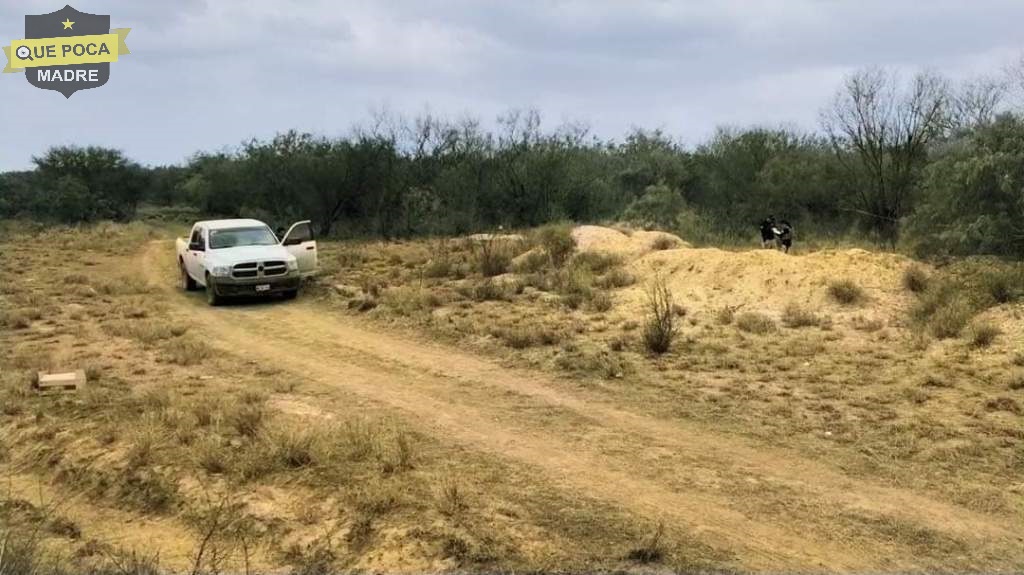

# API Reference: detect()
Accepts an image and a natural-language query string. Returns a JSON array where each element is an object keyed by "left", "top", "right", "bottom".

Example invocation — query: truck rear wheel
[
  {"left": 205, "top": 275, "right": 222, "bottom": 306},
  {"left": 180, "top": 262, "right": 197, "bottom": 291}
]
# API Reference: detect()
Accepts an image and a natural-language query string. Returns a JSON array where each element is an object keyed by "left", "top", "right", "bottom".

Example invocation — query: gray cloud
[{"left": 1, "top": 0, "right": 1022, "bottom": 169}]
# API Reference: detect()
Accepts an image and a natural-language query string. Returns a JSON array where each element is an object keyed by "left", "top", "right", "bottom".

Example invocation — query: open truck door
[{"left": 281, "top": 220, "right": 318, "bottom": 276}]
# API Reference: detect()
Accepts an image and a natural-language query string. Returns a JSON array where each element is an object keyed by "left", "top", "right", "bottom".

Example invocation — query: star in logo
[{"left": 61, "top": 18, "right": 74, "bottom": 30}]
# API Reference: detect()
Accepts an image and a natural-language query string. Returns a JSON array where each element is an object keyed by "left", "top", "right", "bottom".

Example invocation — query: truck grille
[
  {"left": 262, "top": 261, "right": 287, "bottom": 277},
  {"left": 231, "top": 261, "right": 288, "bottom": 279}
]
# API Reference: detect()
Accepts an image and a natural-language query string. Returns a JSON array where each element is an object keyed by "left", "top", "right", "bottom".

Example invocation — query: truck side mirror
[{"left": 189, "top": 242, "right": 204, "bottom": 252}]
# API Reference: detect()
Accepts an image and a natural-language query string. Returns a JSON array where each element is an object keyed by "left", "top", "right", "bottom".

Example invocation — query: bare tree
[
  {"left": 948, "top": 76, "right": 1006, "bottom": 131},
  {"left": 821, "top": 68, "right": 949, "bottom": 243}
]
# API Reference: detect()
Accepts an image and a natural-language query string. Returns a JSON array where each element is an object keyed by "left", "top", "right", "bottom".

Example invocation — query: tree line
[{"left": 1, "top": 66, "right": 1022, "bottom": 258}]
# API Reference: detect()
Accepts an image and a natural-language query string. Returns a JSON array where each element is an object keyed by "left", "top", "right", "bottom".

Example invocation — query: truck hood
[{"left": 205, "top": 244, "right": 295, "bottom": 266}]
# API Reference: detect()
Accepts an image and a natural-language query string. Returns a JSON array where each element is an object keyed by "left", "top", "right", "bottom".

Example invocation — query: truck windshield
[{"left": 208, "top": 227, "right": 278, "bottom": 249}]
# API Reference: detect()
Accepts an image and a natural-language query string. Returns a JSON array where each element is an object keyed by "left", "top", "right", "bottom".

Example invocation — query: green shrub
[
  {"left": 535, "top": 223, "right": 576, "bottom": 267},
  {"left": 623, "top": 184, "right": 685, "bottom": 231},
  {"left": 827, "top": 279, "right": 866, "bottom": 305}
]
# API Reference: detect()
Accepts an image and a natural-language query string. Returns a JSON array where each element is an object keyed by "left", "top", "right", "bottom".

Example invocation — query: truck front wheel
[
  {"left": 205, "top": 275, "right": 223, "bottom": 306},
  {"left": 180, "top": 261, "right": 198, "bottom": 291}
]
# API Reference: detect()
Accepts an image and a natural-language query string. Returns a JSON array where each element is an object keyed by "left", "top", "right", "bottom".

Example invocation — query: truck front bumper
[{"left": 208, "top": 273, "right": 301, "bottom": 297}]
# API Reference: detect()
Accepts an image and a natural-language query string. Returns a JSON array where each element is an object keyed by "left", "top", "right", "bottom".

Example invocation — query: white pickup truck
[{"left": 175, "top": 219, "right": 318, "bottom": 305}]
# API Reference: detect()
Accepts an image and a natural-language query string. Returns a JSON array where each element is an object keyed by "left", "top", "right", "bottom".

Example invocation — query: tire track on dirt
[{"left": 144, "top": 241, "right": 1023, "bottom": 571}]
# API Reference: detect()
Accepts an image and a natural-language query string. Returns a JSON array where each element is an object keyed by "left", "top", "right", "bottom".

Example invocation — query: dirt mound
[
  {"left": 572, "top": 225, "right": 688, "bottom": 258},
  {"left": 620, "top": 246, "right": 916, "bottom": 319}
]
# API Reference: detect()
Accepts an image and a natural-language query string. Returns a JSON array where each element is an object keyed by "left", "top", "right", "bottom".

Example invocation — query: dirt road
[{"left": 142, "top": 241, "right": 1024, "bottom": 572}]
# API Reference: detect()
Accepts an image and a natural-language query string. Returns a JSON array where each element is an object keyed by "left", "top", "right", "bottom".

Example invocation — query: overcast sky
[{"left": 2, "top": 1, "right": 1022, "bottom": 170}]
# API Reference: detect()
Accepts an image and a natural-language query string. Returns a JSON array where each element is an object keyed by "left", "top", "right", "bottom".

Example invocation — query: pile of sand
[
  {"left": 572, "top": 225, "right": 689, "bottom": 258},
  {"left": 515, "top": 225, "right": 920, "bottom": 320},
  {"left": 618, "top": 246, "right": 916, "bottom": 318}
]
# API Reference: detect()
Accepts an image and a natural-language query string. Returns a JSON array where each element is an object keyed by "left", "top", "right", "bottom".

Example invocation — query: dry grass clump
[
  {"left": 104, "top": 319, "right": 188, "bottom": 345},
  {"left": 510, "top": 250, "right": 548, "bottom": 274},
  {"left": 851, "top": 315, "right": 884, "bottom": 332},
  {"left": 227, "top": 401, "right": 268, "bottom": 439},
  {"left": 162, "top": 336, "right": 212, "bottom": 366},
  {"left": 650, "top": 235, "right": 682, "bottom": 251},
  {"left": 382, "top": 286, "right": 445, "bottom": 315},
  {"left": 594, "top": 267, "right": 636, "bottom": 289},
  {"left": 984, "top": 397, "right": 1022, "bottom": 415},
  {"left": 909, "top": 279, "right": 980, "bottom": 339},
  {"left": 266, "top": 425, "right": 318, "bottom": 468},
  {"left": 977, "top": 267, "right": 1022, "bottom": 304},
  {"left": 641, "top": 276, "right": 676, "bottom": 354},
  {"left": 827, "top": 279, "right": 867, "bottom": 305},
  {"left": 472, "top": 238, "right": 515, "bottom": 277},
  {"left": 555, "top": 347, "right": 632, "bottom": 378},
  {"left": 194, "top": 437, "right": 230, "bottom": 474},
  {"left": 347, "top": 291, "right": 379, "bottom": 312},
  {"left": 466, "top": 279, "right": 512, "bottom": 302},
  {"left": 554, "top": 266, "right": 597, "bottom": 310},
  {"left": 715, "top": 306, "right": 737, "bottom": 325},
  {"left": 498, "top": 327, "right": 535, "bottom": 349},
  {"left": 61, "top": 272, "right": 90, "bottom": 285},
  {"left": 781, "top": 303, "right": 820, "bottom": 328},
  {"left": 627, "top": 522, "right": 665, "bottom": 564},
  {"left": 736, "top": 312, "right": 776, "bottom": 334},
  {"left": 588, "top": 291, "right": 614, "bottom": 312},
  {"left": 966, "top": 320, "right": 1001, "bottom": 348},
  {"left": 436, "top": 480, "right": 468, "bottom": 517},
  {"left": 1, "top": 308, "right": 41, "bottom": 330},
  {"left": 571, "top": 251, "right": 622, "bottom": 275},
  {"left": 94, "top": 275, "right": 152, "bottom": 296},
  {"left": 903, "top": 265, "right": 930, "bottom": 293},
  {"left": 926, "top": 298, "right": 974, "bottom": 339},
  {"left": 423, "top": 239, "right": 464, "bottom": 278}
]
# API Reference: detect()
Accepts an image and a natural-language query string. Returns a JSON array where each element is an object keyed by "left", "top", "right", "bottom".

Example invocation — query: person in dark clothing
[
  {"left": 776, "top": 220, "right": 794, "bottom": 253},
  {"left": 759, "top": 216, "right": 777, "bottom": 248}
]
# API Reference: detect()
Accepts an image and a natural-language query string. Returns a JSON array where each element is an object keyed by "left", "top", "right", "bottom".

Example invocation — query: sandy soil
[{"left": 123, "top": 239, "right": 1024, "bottom": 572}]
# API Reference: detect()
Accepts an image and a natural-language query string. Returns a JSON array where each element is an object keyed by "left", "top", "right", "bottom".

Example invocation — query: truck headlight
[
  {"left": 286, "top": 260, "right": 298, "bottom": 271},
  {"left": 210, "top": 265, "right": 232, "bottom": 277}
]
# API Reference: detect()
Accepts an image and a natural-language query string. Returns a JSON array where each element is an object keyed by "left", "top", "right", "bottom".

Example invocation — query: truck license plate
[{"left": 255, "top": 284, "right": 271, "bottom": 292}]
